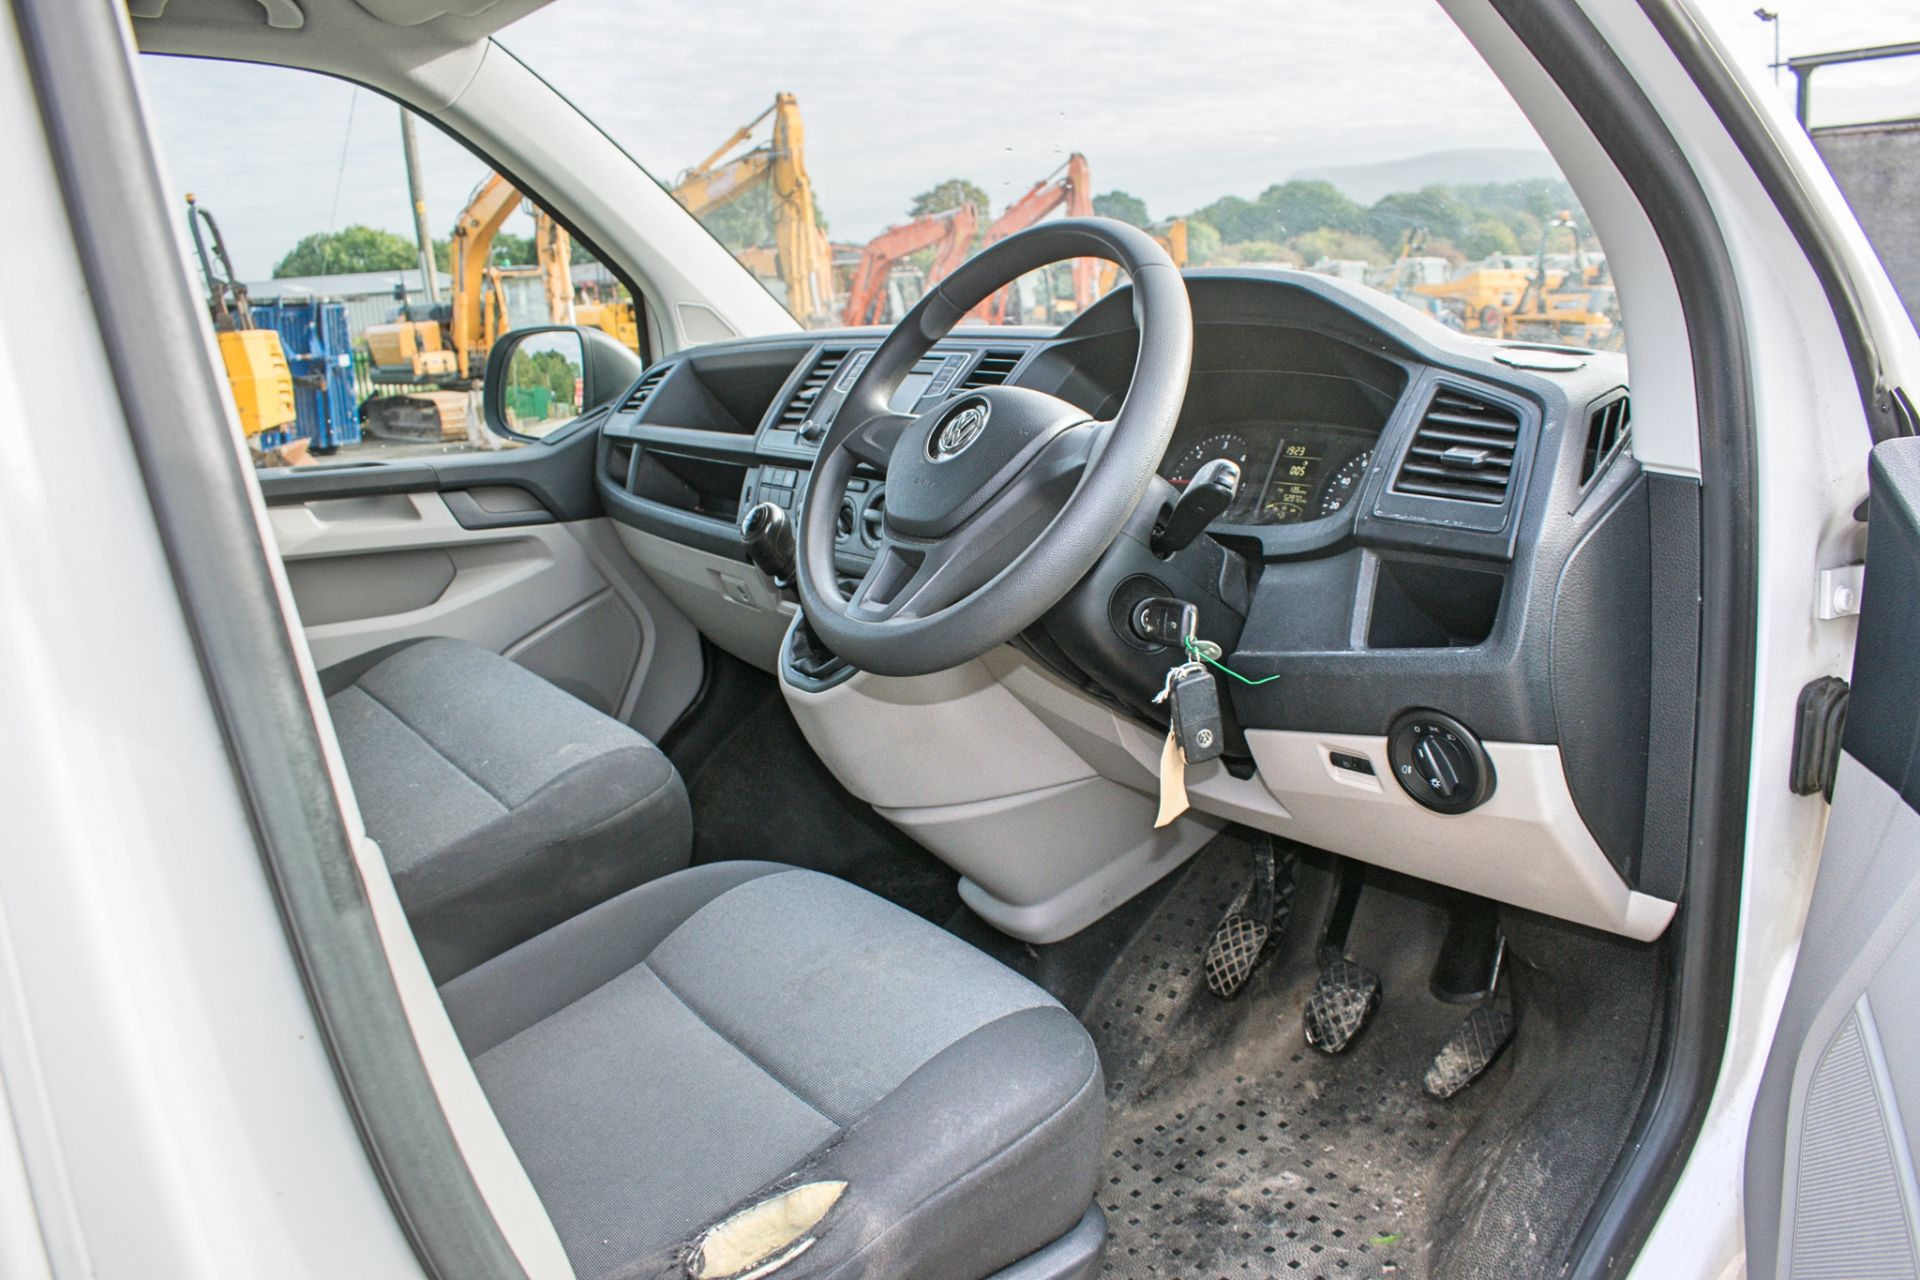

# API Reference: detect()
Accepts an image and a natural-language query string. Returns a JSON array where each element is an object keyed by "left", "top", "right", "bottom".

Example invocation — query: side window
[{"left": 136, "top": 55, "right": 637, "bottom": 467}]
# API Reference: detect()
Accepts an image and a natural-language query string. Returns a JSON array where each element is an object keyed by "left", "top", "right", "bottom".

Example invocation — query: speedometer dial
[{"left": 1319, "top": 449, "right": 1372, "bottom": 518}]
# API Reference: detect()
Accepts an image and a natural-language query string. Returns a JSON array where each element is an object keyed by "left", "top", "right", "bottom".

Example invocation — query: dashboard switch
[
  {"left": 1329, "top": 750, "right": 1375, "bottom": 776},
  {"left": 1387, "top": 710, "right": 1495, "bottom": 814}
]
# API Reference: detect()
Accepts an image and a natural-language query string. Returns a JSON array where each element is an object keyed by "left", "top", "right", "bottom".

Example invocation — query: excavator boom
[
  {"left": 535, "top": 211, "right": 576, "bottom": 325},
  {"left": 670, "top": 93, "right": 835, "bottom": 325},
  {"left": 841, "top": 203, "right": 980, "bottom": 327},
  {"left": 968, "top": 153, "right": 1093, "bottom": 324},
  {"left": 674, "top": 150, "right": 775, "bottom": 219},
  {"left": 448, "top": 173, "right": 525, "bottom": 378}
]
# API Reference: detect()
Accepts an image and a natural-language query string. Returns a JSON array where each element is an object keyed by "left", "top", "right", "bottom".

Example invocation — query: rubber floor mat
[{"left": 1083, "top": 837, "right": 1504, "bottom": 1279}]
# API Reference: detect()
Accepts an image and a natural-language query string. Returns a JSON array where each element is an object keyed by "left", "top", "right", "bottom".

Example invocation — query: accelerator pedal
[
  {"left": 1204, "top": 838, "right": 1296, "bottom": 1000},
  {"left": 1423, "top": 933, "right": 1516, "bottom": 1099},
  {"left": 1423, "top": 1005, "right": 1517, "bottom": 1099},
  {"left": 1303, "top": 957, "right": 1382, "bottom": 1055}
]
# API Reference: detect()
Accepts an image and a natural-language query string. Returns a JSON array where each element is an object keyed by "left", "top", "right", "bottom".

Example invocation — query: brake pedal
[
  {"left": 1423, "top": 1005, "right": 1517, "bottom": 1099},
  {"left": 1203, "top": 838, "right": 1296, "bottom": 1000},
  {"left": 1303, "top": 957, "right": 1382, "bottom": 1054}
]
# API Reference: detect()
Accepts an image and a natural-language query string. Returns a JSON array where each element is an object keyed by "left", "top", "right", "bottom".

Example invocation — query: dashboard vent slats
[
  {"left": 960, "top": 350, "right": 1024, "bottom": 389},
  {"left": 1581, "top": 396, "right": 1632, "bottom": 485},
  {"left": 1391, "top": 386, "right": 1522, "bottom": 506},
  {"left": 777, "top": 349, "right": 849, "bottom": 429},
  {"left": 619, "top": 364, "right": 670, "bottom": 414}
]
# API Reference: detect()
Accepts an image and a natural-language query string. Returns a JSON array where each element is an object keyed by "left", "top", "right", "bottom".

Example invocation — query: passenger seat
[{"left": 322, "top": 637, "right": 691, "bottom": 981}]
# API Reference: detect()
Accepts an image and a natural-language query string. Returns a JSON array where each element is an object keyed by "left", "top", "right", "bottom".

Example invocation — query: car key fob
[{"left": 1169, "top": 665, "right": 1224, "bottom": 764}]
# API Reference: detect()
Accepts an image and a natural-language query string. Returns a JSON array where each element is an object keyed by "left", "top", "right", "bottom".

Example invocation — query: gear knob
[{"left": 740, "top": 501, "right": 796, "bottom": 587}]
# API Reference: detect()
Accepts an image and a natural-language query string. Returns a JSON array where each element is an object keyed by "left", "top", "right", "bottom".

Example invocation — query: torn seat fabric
[{"left": 439, "top": 863, "right": 1106, "bottom": 1280}]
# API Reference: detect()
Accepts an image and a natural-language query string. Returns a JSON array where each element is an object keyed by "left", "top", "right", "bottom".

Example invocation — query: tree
[
  {"left": 507, "top": 346, "right": 581, "bottom": 423},
  {"left": 909, "top": 178, "right": 989, "bottom": 219},
  {"left": 274, "top": 224, "right": 417, "bottom": 277},
  {"left": 1256, "top": 181, "right": 1364, "bottom": 239},
  {"left": 491, "top": 232, "right": 536, "bottom": 266},
  {"left": 433, "top": 229, "right": 537, "bottom": 271},
  {"left": 1092, "top": 190, "right": 1150, "bottom": 227},
  {"left": 1458, "top": 215, "right": 1521, "bottom": 260},
  {"left": 1189, "top": 194, "right": 1267, "bottom": 244},
  {"left": 1288, "top": 228, "right": 1391, "bottom": 266},
  {"left": 1366, "top": 187, "right": 1470, "bottom": 246},
  {"left": 1184, "top": 220, "right": 1224, "bottom": 264}
]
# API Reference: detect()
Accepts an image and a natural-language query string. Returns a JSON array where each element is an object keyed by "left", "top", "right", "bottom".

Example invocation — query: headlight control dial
[{"left": 1386, "top": 709, "right": 1496, "bottom": 814}]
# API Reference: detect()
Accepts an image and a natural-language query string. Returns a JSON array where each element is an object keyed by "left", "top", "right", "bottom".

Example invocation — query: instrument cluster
[{"left": 1161, "top": 419, "right": 1378, "bottom": 526}]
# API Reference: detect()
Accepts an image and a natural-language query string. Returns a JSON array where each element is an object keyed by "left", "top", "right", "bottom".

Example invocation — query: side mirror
[{"left": 483, "top": 325, "right": 643, "bottom": 440}]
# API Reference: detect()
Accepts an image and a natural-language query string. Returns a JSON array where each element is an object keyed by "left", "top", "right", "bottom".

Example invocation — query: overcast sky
[{"left": 137, "top": 0, "right": 1920, "bottom": 282}]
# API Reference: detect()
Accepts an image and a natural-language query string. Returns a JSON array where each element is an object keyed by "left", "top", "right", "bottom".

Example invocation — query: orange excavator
[
  {"left": 841, "top": 204, "right": 980, "bottom": 326},
  {"left": 967, "top": 153, "right": 1094, "bottom": 324}
]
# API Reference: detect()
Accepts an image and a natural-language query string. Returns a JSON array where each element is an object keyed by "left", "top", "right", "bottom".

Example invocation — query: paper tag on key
[
  {"left": 1153, "top": 660, "right": 1207, "bottom": 826},
  {"left": 1156, "top": 726, "right": 1189, "bottom": 827}
]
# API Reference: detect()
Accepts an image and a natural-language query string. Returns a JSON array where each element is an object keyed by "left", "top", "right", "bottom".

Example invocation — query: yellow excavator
[
  {"left": 532, "top": 211, "right": 642, "bottom": 351},
  {"left": 361, "top": 172, "right": 524, "bottom": 440},
  {"left": 1412, "top": 213, "right": 1617, "bottom": 346},
  {"left": 670, "top": 93, "right": 836, "bottom": 326},
  {"left": 365, "top": 175, "right": 646, "bottom": 440},
  {"left": 1502, "top": 211, "right": 1617, "bottom": 347},
  {"left": 186, "top": 194, "right": 297, "bottom": 442}
]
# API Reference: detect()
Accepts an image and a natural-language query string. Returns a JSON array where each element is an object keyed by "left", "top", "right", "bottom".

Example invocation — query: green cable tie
[{"left": 1184, "top": 635, "right": 1283, "bottom": 686}]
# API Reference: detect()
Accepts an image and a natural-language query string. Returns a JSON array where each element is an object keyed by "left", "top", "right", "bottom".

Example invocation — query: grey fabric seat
[
  {"left": 325, "top": 637, "right": 691, "bottom": 981},
  {"left": 441, "top": 863, "right": 1107, "bottom": 1280}
]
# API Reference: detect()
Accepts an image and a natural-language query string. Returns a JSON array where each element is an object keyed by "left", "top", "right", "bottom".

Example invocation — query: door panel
[
  {"left": 1749, "top": 437, "right": 1920, "bottom": 1279},
  {"left": 265, "top": 482, "right": 702, "bottom": 738}
]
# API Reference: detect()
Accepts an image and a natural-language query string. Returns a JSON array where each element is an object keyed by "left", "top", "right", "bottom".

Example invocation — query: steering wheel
[{"left": 795, "top": 218, "right": 1192, "bottom": 678}]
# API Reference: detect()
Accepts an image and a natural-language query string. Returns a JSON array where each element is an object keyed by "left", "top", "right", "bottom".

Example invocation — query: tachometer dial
[
  {"left": 1166, "top": 433, "right": 1251, "bottom": 489},
  {"left": 1166, "top": 433, "right": 1255, "bottom": 521},
  {"left": 1318, "top": 449, "right": 1372, "bottom": 518}
]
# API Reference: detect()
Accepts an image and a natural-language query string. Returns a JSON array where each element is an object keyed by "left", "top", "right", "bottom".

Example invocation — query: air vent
[
  {"left": 960, "top": 350, "right": 1024, "bottom": 389},
  {"left": 619, "top": 364, "right": 670, "bottom": 413},
  {"left": 776, "top": 349, "right": 850, "bottom": 430},
  {"left": 1581, "top": 395, "right": 1632, "bottom": 485},
  {"left": 1390, "top": 386, "right": 1522, "bottom": 506}
]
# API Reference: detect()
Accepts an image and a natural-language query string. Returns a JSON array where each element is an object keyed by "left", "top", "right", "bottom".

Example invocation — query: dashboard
[{"left": 591, "top": 268, "right": 1684, "bottom": 935}]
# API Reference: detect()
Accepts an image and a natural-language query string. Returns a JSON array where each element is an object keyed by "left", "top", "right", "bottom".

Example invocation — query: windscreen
[{"left": 501, "top": 0, "right": 1626, "bottom": 349}]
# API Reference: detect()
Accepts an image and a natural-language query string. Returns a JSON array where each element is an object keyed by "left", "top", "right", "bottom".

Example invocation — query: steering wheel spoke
[
  {"left": 848, "top": 536, "right": 961, "bottom": 622},
  {"left": 840, "top": 411, "right": 914, "bottom": 471}
]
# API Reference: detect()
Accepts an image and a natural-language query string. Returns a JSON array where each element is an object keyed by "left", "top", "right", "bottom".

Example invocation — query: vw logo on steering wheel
[{"left": 929, "top": 400, "right": 990, "bottom": 462}]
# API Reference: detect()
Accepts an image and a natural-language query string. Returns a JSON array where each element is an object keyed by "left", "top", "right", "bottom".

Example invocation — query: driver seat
[{"left": 440, "top": 861, "right": 1107, "bottom": 1280}]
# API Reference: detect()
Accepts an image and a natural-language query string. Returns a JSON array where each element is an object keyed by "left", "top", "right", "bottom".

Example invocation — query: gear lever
[{"left": 740, "top": 501, "right": 796, "bottom": 588}]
